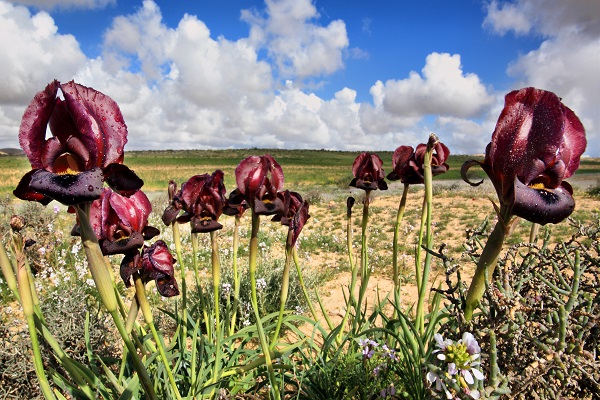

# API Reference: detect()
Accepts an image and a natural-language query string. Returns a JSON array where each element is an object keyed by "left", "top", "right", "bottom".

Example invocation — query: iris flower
[
  {"left": 162, "top": 170, "right": 227, "bottom": 233},
  {"left": 78, "top": 188, "right": 159, "bottom": 256},
  {"left": 14, "top": 80, "right": 142, "bottom": 206},
  {"left": 349, "top": 152, "right": 388, "bottom": 191},
  {"left": 462, "top": 87, "right": 586, "bottom": 224},
  {"left": 235, "top": 154, "right": 285, "bottom": 215},
  {"left": 121, "top": 241, "right": 179, "bottom": 297},
  {"left": 387, "top": 142, "right": 450, "bottom": 184}
]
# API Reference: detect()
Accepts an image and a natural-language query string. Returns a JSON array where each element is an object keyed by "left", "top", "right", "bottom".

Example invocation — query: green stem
[
  {"left": 337, "top": 197, "right": 357, "bottom": 342},
  {"left": 210, "top": 230, "right": 222, "bottom": 384},
  {"left": 464, "top": 204, "right": 512, "bottom": 321},
  {"left": 230, "top": 216, "right": 241, "bottom": 336},
  {"left": 292, "top": 247, "right": 319, "bottom": 323},
  {"left": 272, "top": 237, "right": 293, "bottom": 347},
  {"left": 355, "top": 190, "right": 372, "bottom": 327},
  {"left": 75, "top": 204, "right": 157, "bottom": 399},
  {"left": 172, "top": 222, "right": 189, "bottom": 341},
  {"left": 249, "top": 212, "right": 280, "bottom": 399},
  {"left": 415, "top": 140, "right": 434, "bottom": 334},
  {"left": 192, "top": 231, "right": 211, "bottom": 338},
  {"left": 392, "top": 183, "right": 409, "bottom": 309},
  {"left": 134, "top": 277, "right": 182, "bottom": 400},
  {"left": 529, "top": 222, "right": 539, "bottom": 244}
]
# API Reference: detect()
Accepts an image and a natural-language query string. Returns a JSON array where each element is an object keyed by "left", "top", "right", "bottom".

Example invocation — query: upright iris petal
[
  {"left": 14, "top": 80, "right": 142, "bottom": 205},
  {"left": 349, "top": 152, "right": 388, "bottom": 191},
  {"left": 387, "top": 142, "right": 450, "bottom": 184},
  {"left": 462, "top": 87, "right": 586, "bottom": 225},
  {"left": 75, "top": 188, "right": 159, "bottom": 255},
  {"left": 162, "top": 170, "right": 227, "bottom": 233},
  {"left": 235, "top": 154, "right": 285, "bottom": 215}
]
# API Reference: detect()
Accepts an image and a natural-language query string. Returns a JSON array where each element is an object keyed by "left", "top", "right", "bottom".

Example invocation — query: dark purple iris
[
  {"left": 387, "top": 142, "right": 450, "bottom": 184},
  {"left": 235, "top": 154, "right": 285, "bottom": 215},
  {"left": 349, "top": 152, "right": 388, "bottom": 191},
  {"left": 120, "top": 241, "right": 179, "bottom": 298},
  {"left": 14, "top": 80, "right": 142, "bottom": 206},
  {"left": 223, "top": 188, "right": 249, "bottom": 217},
  {"left": 73, "top": 188, "right": 159, "bottom": 255},
  {"left": 462, "top": 87, "right": 586, "bottom": 224},
  {"left": 162, "top": 170, "right": 227, "bottom": 233}
]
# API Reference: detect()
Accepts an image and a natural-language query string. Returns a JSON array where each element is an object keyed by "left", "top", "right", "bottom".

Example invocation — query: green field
[{"left": 1, "top": 149, "right": 599, "bottom": 197}]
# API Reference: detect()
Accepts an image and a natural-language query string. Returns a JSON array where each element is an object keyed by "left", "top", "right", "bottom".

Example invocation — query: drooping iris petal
[
  {"left": 140, "top": 241, "right": 179, "bottom": 297},
  {"left": 387, "top": 142, "right": 450, "bottom": 184},
  {"left": 28, "top": 167, "right": 104, "bottom": 206},
  {"left": 290, "top": 200, "right": 310, "bottom": 247},
  {"left": 387, "top": 145, "right": 414, "bottom": 181},
  {"left": 13, "top": 170, "right": 53, "bottom": 205},
  {"left": 272, "top": 191, "right": 303, "bottom": 226},
  {"left": 103, "top": 163, "right": 144, "bottom": 196},
  {"left": 512, "top": 180, "right": 575, "bottom": 224}
]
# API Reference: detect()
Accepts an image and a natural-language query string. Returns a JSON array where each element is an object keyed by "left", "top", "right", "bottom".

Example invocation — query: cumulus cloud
[
  {"left": 7, "top": 0, "right": 114, "bottom": 11},
  {"left": 484, "top": 0, "right": 600, "bottom": 154},
  {"left": 376, "top": 53, "right": 494, "bottom": 118},
  {"left": 242, "top": 0, "right": 349, "bottom": 79}
]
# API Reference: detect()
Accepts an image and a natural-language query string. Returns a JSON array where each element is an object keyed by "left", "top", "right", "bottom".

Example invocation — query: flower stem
[
  {"left": 272, "top": 236, "right": 293, "bottom": 347},
  {"left": 415, "top": 138, "right": 435, "bottom": 334},
  {"left": 355, "top": 190, "right": 372, "bottom": 328},
  {"left": 249, "top": 212, "right": 280, "bottom": 399},
  {"left": 172, "top": 222, "right": 189, "bottom": 340},
  {"left": 464, "top": 204, "right": 512, "bottom": 321},
  {"left": 230, "top": 215, "right": 241, "bottom": 336},
  {"left": 210, "top": 230, "right": 222, "bottom": 384},
  {"left": 134, "top": 277, "right": 182, "bottom": 400},
  {"left": 191, "top": 231, "right": 211, "bottom": 337},
  {"left": 338, "top": 197, "right": 357, "bottom": 342},
  {"left": 75, "top": 204, "right": 157, "bottom": 399},
  {"left": 392, "top": 183, "right": 409, "bottom": 309},
  {"left": 292, "top": 247, "right": 319, "bottom": 323}
]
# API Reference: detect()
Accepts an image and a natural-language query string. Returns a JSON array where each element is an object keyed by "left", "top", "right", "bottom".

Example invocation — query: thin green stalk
[
  {"left": 292, "top": 247, "right": 319, "bottom": 323},
  {"left": 464, "top": 204, "right": 512, "bottom": 321},
  {"left": 393, "top": 183, "right": 409, "bottom": 309},
  {"left": 230, "top": 215, "right": 241, "bottom": 336},
  {"left": 249, "top": 212, "right": 280, "bottom": 399},
  {"left": 75, "top": 204, "right": 158, "bottom": 399},
  {"left": 192, "top": 231, "right": 211, "bottom": 338},
  {"left": 337, "top": 197, "right": 357, "bottom": 342},
  {"left": 271, "top": 236, "right": 293, "bottom": 347},
  {"left": 14, "top": 238, "right": 55, "bottom": 400},
  {"left": 134, "top": 277, "right": 182, "bottom": 400},
  {"left": 0, "top": 241, "right": 20, "bottom": 301},
  {"left": 415, "top": 140, "right": 434, "bottom": 334},
  {"left": 172, "top": 222, "right": 189, "bottom": 341},
  {"left": 529, "top": 222, "right": 539, "bottom": 244},
  {"left": 210, "top": 230, "right": 222, "bottom": 384},
  {"left": 355, "top": 190, "right": 372, "bottom": 324}
]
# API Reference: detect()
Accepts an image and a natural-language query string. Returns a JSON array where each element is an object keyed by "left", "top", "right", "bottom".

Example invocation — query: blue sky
[{"left": 1, "top": 0, "right": 598, "bottom": 155}]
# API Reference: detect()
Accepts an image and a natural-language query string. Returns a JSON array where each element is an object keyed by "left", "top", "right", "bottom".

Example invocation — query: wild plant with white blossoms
[{"left": 427, "top": 332, "right": 484, "bottom": 399}]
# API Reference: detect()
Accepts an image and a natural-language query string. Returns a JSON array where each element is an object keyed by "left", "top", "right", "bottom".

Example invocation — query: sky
[{"left": 0, "top": 0, "right": 598, "bottom": 156}]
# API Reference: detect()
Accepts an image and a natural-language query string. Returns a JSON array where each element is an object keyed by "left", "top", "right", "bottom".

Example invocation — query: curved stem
[
  {"left": 338, "top": 197, "right": 357, "bottom": 342},
  {"left": 248, "top": 212, "right": 280, "bottom": 399},
  {"left": 210, "top": 230, "right": 222, "bottom": 384},
  {"left": 230, "top": 216, "right": 241, "bottom": 336},
  {"left": 272, "top": 237, "right": 293, "bottom": 347},
  {"left": 191, "top": 231, "right": 211, "bottom": 337},
  {"left": 392, "top": 183, "right": 409, "bottom": 309},
  {"left": 292, "top": 247, "right": 319, "bottom": 323},
  {"left": 134, "top": 277, "right": 182, "bottom": 400},
  {"left": 172, "top": 222, "right": 189, "bottom": 341}
]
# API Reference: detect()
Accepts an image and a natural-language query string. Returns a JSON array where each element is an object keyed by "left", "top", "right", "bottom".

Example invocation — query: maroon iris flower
[
  {"left": 387, "top": 142, "right": 450, "bottom": 184},
  {"left": 162, "top": 170, "right": 227, "bottom": 233},
  {"left": 74, "top": 188, "right": 159, "bottom": 255},
  {"left": 235, "top": 154, "right": 285, "bottom": 215},
  {"left": 14, "top": 80, "right": 142, "bottom": 206},
  {"left": 272, "top": 191, "right": 304, "bottom": 226},
  {"left": 462, "top": 87, "right": 586, "bottom": 224},
  {"left": 349, "top": 152, "right": 388, "bottom": 191},
  {"left": 289, "top": 200, "right": 310, "bottom": 247},
  {"left": 223, "top": 188, "right": 249, "bottom": 217},
  {"left": 120, "top": 241, "right": 179, "bottom": 298}
]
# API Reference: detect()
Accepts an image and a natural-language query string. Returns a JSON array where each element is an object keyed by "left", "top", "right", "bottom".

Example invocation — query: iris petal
[
  {"left": 13, "top": 169, "right": 53, "bottom": 205},
  {"left": 28, "top": 168, "right": 103, "bottom": 205},
  {"left": 512, "top": 179, "right": 575, "bottom": 225},
  {"left": 103, "top": 163, "right": 144, "bottom": 196}
]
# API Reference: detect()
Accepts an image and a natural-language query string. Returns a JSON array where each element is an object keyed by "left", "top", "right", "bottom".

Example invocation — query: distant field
[{"left": 1, "top": 149, "right": 599, "bottom": 197}]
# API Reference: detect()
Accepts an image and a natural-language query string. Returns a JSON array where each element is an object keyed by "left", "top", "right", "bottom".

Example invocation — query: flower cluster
[{"left": 427, "top": 332, "right": 484, "bottom": 399}]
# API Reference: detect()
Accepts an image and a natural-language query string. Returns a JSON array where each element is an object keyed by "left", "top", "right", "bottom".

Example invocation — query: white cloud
[
  {"left": 242, "top": 0, "right": 349, "bottom": 79},
  {"left": 483, "top": 0, "right": 532, "bottom": 35},
  {"left": 377, "top": 53, "right": 494, "bottom": 118},
  {"left": 484, "top": 0, "right": 600, "bottom": 155},
  {"left": 0, "top": 1, "right": 87, "bottom": 103},
  {"left": 7, "top": 0, "right": 114, "bottom": 11}
]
